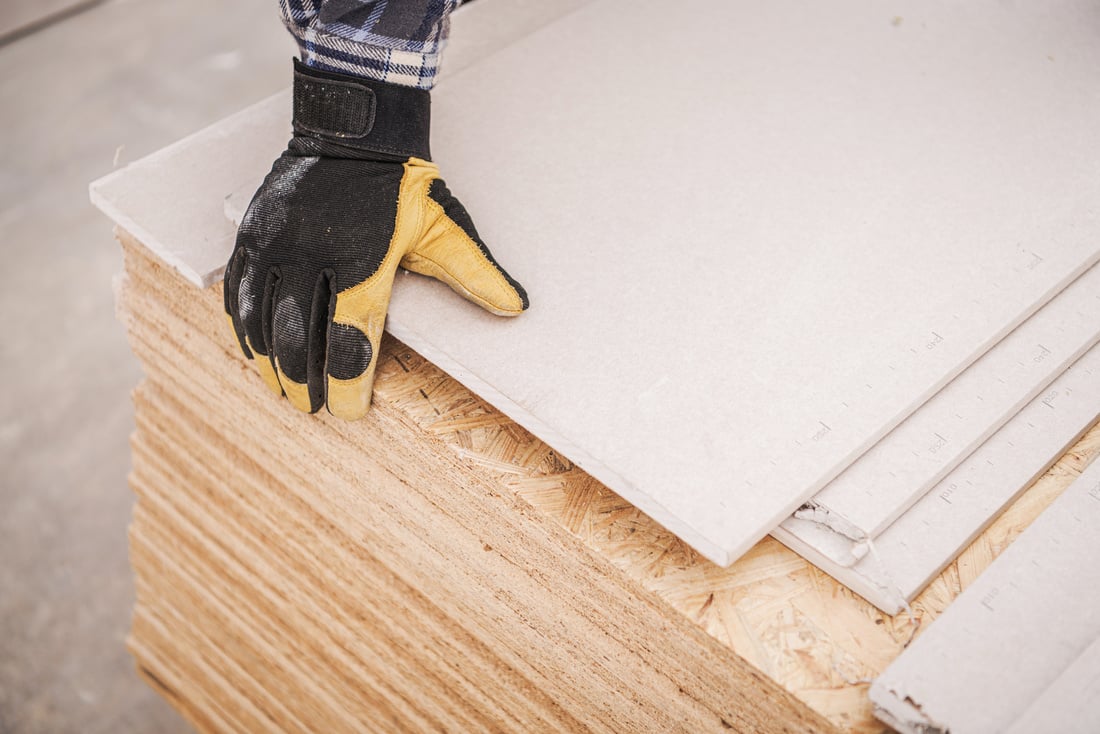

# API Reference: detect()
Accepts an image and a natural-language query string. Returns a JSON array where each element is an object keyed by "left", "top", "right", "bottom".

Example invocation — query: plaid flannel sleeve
[{"left": 279, "top": 0, "right": 462, "bottom": 90}]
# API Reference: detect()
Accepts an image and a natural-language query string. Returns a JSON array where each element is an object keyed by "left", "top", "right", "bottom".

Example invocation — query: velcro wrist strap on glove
[{"left": 292, "top": 59, "right": 432, "bottom": 160}]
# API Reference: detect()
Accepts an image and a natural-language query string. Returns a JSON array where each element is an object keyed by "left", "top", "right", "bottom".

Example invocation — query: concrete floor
[{"left": 0, "top": 2, "right": 293, "bottom": 730}]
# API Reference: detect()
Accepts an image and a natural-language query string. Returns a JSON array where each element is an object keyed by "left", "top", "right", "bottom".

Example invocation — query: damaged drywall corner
[
  {"left": 771, "top": 518, "right": 910, "bottom": 614},
  {"left": 869, "top": 682, "right": 950, "bottom": 734},
  {"left": 851, "top": 536, "right": 913, "bottom": 618},
  {"left": 793, "top": 500, "right": 868, "bottom": 544}
]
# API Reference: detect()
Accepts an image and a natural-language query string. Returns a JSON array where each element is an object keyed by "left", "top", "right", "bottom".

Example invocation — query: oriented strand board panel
[
  {"left": 98, "top": 0, "right": 1100, "bottom": 566},
  {"left": 776, "top": 341, "right": 1100, "bottom": 613},
  {"left": 789, "top": 261, "right": 1100, "bottom": 553},
  {"left": 869, "top": 455, "right": 1100, "bottom": 733},
  {"left": 400, "top": 0, "right": 1100, "bottom": 563}
]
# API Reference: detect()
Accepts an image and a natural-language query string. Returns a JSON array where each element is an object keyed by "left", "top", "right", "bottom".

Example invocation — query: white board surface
[
  {"left": 97, "top": 0, "right": 1100, "bottom": 566},
  {"left": 870, "top": 454, "right": 1100, "bottom": 733},
  {"left": 1004, "top": 634, "right": 1100, "bottom": 734},
  {"left": 775, "top": 340, "right": 1100, "bottom": 613},
  {"left": 401, "top": 0, "right": 1100, "bottom": 563}
]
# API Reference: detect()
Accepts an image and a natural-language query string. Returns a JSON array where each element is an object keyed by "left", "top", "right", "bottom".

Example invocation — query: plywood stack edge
[{"left": 114, "top": 226, "right": 1100, "bottom": 733}]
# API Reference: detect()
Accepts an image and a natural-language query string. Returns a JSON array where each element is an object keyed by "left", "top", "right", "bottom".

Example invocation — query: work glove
[{"left": 224, "top": 60, "right": 529, "bottom": 420}]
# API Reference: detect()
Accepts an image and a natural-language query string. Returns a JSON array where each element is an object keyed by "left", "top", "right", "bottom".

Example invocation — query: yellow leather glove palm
[{"left": 224, "top": 61, "right": 528, "bottom": 420}]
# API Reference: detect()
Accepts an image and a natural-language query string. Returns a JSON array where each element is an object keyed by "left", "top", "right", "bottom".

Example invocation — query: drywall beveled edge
[
  {"left": 875, "top": 416, "right": 1097, "bottom": 601},
  {"left": 729, "top": 252, "right": 1100, "bottom": 566},
  {"left": 794, "top": 259, "right": 1100, "bottom": 553},
  {"left": 789, "top": 331, "right": 1100, "bottom": 569},
  {"left": 772, "top": 346, "right": 1100, "bottom": 615},
  {"left": 772, "top": 406, "right": 1094, "bottom": 616},
  {"left": 786, "top": 258, "right": 1100, "bottom": 569}
]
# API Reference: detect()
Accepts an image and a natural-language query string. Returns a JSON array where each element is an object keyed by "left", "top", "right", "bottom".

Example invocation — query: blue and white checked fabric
[{"left": 280, "top": 0, "right": 462, "bottom": 90}]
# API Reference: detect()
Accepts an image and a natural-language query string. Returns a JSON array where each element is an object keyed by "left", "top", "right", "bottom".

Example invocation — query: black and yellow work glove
[{"left": 224, "top": 60, "right": 529, "bottom": 420}]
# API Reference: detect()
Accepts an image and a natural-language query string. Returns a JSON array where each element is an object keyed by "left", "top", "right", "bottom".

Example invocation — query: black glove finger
[
  {"left": 270, "top": 268, "right": 330, "bottom": 413},
  {"left": 309, "top": 269, "right": 337, "bottom": 410},
  {"left": 238, "top": 260, "right": 283, "bottom": 396},
  {"left": 223, "top": 248, "right": 252, "bottom": 359}
]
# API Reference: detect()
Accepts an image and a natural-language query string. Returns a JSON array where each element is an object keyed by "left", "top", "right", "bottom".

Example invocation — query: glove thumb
[{"left": 401, "top": 178, "right": 529, "bottom": 316}]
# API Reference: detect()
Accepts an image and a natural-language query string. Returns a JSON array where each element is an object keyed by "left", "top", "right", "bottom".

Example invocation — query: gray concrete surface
[{"left": 0, "top": 2, "right": 293, "bottom": 730}]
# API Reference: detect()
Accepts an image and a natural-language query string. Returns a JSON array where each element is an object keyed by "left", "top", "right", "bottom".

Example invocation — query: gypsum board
[
  {"left": 772, "top": 339, "right": 1100, "bottom": 614},
  {"left": 868, "top": 453, "right": 1100, "bottom": 734},
  {"left": 789, "top": 259, "right": 1100, "bottom": 555},
  {"left": 345, "top": 0, "right": 1100, "bottom": 566},
  {"left": 111, "top": 0, "right": 1100, "bottom": 567}
]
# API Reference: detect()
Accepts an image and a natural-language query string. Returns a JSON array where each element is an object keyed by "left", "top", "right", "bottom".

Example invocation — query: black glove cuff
[{"left": 292, "top": 59, "right": 431, "bottom": 160}]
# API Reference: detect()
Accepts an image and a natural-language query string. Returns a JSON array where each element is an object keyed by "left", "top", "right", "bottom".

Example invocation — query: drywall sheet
[
  {"left": 789, "top": 260, "right": 1100, "bottom": 555},
  {"left": 98, "top": 0, "right": 1100, "bottom": 566},
  {"left": 869, "top": 455, "right": 1100, "bottom": 733},
  {"left": 393, "top": 0, "right": 1100, "bottom": 564},
  {"left": 90, "top": 92, "right": 288, "bottom": 287},
  {"left": 774, "top": 340, "right": 1100, "bottom": 613}
]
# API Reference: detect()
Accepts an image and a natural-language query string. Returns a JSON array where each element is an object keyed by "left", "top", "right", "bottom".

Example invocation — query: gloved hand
[{"left": 224, "top": 60, "right": 529, "bottom": 420}]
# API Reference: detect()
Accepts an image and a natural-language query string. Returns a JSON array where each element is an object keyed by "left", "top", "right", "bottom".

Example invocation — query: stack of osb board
[{"left": 113, "top": 227, "right": 1100, "bottom": 733}]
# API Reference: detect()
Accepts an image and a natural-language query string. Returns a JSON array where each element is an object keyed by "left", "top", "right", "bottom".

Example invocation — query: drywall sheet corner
[
  {"left": 869, "top": 455, "right": 1100, "bottom": 733},
  {"left": 794, "top": 261, "right": 1100, "bottom": 549},
  {"left": 781, "top": 262, "right": 1100, "bottom": 568},
  {"left": 775, "top": 341, "right": 1100, "bottom": 613},
  {"left": 90, "top": 91, "right": 291, "bottom": 288}
]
